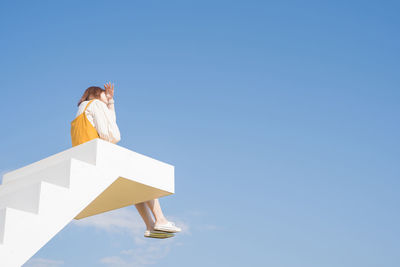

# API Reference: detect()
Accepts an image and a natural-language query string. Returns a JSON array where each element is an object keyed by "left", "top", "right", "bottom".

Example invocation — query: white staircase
[{"left": 0, "top": 138, "right": 174, "bottom": 267}]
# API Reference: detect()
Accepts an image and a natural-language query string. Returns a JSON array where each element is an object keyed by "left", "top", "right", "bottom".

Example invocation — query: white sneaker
[
  {"left": 153, "top": 221, "right": 182, "bottom": 233},
  {"left": 144, "top": 230, "right": 174, "bottom": 239}
]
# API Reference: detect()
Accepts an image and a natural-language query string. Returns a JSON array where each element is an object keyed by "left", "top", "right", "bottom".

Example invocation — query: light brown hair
[{"left": 77, "top": 86, "right": 105, "bottom": 106}]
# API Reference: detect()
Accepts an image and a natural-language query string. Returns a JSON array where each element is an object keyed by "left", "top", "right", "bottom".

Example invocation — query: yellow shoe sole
[{"left": 144, "top": 231, "right": 175, "bottom": 239}]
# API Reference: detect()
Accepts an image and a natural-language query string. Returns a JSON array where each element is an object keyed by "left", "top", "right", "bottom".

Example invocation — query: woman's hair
[{"left": 77, "top": 86, "right": 105, "bottom": 106}]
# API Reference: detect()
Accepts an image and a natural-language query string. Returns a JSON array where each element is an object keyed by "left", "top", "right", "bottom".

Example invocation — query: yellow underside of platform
[{"left": 74, "top": 177, "right": 172, "bottom": 220}]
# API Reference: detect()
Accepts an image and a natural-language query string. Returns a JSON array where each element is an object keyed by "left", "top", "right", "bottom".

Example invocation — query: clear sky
[{"left": 0, "top": 1, "right": 399, "bottom": 267}]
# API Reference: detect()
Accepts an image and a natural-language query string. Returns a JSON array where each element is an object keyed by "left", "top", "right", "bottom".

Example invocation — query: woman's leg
[
  {"left": 145, "top": 199, "right": 168, "bottom": 225},
  {"left": 134, "top": 202, "right": 155, "bottom": 230}
]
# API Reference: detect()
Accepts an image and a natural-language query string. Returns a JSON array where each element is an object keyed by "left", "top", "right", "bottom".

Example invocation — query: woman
[{"left": 70, "top": 82, "right": 181, "bottom": 239}]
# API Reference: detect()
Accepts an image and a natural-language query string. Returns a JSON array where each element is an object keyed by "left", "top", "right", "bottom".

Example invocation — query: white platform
[{"left": 0, "top": 138, "right": 174, "bottom": 267}]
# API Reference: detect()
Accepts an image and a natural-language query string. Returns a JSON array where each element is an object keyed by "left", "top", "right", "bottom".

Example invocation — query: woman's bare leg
[
  {"left": 145, "top": 199, "right": 168, "bottom": 225},
  {"left": 134, "top": 202, "right": 155, "bottom": 230}
]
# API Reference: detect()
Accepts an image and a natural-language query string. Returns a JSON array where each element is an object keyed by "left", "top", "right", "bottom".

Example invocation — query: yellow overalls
[{"left": 70, "top": 99, "right": 100, "bottom": 147}]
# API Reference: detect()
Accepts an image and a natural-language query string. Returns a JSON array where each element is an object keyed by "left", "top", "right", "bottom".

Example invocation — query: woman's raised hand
[{"left": 104, "top": 82, "right": 114, "bottom": 100}]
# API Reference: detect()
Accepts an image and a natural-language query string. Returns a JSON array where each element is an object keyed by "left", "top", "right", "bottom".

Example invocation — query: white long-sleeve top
[{"left": 75, "top": 99, "right": 121, "bottom": 144}]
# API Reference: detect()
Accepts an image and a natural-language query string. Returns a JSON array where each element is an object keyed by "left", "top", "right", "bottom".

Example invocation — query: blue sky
[{"left": 0, "top": 0, "right": 399, "bottom": 266}]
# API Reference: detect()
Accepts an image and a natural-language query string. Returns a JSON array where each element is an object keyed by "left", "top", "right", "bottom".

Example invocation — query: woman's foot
[
  {"left": 144, "top": 230, "right": 175, "bottom": 239},
  {"left": 153, "top": 221, "right": 182, "bottom": 233}
]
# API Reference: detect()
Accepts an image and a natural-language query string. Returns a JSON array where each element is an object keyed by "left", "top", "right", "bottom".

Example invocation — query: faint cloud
[
  {"left": 100, "top": 256, "right": 127, "bottom": 266},
  {"left": 72, "top": 207, "right": 144, "bottom": 239},
  {"left": 182, "top": 210, "right": 218, "bottom": 232},
  {"left": 72, "top": 207, "right": 190, "bottom": 243},
  {"left": 23, "top": 258, "right": 64, "bottom": 267},
  {"left": 73, "top": 206, "right": 217, "bottom": 266},
  {"left": 72, "top": 206, "right": 190, "bottom": 266},
  {"left": 186, "top": 210, "right": 206, "bottom": 217},
  {"left": 100, "top": 239, "right": 175, "bottom": 267}
]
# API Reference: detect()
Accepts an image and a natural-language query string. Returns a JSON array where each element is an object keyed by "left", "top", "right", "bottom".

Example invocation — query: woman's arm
[
  {"left": 91, "top": 99, "right": 121, "bottom": 144},
  {"left": 107, "top": 101, "right": 117, "bottom": 122},
  {"left": 104, "top": 82, "right": 117, "bottom": 122}
]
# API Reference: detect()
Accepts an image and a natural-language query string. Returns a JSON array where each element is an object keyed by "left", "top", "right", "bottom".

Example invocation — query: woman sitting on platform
[{"left": 70, "top": 83, "right": 181, "bottom": 239}]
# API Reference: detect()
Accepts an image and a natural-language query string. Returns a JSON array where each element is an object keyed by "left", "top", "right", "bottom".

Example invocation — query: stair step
[
  {"left": 0, "top": 139, "right": 175, "bottom": 267},
  {"left": 0, "top": 206, "right": 45, "bottom": 267},
  {"left": 2, "top": 140, "right": 98, "bottom": 185},
  {"left": 0, "top": 181, "right": 70, "bottom": 215},
  {"left": 0, "top": 207, "right": 38, "bottom": 245},
  {"left": 0, "top": 159, "right": 72, "bottom": 189},
  {"left": 0, "top": 182, "right": 71, "bottom": 267}
]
